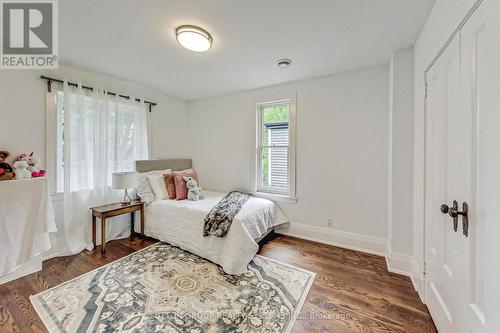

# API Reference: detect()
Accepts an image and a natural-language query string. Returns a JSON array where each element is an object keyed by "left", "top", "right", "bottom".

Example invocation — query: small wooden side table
[{"left": 90, "top": 201, "right": 144, "bottom": 253}]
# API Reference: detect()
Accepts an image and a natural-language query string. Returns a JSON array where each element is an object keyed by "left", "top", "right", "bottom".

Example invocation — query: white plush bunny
[
  {"left": 13, "top": 160, "right": 32, "bottom": 180},
  {"left": 183, "top": 176, "right": 203, "bottom": 201}
]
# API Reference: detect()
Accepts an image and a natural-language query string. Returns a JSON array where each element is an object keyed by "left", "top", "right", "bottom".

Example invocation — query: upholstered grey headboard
[{"left": 135, "top": 159, "right": 192, "bottom": 173}]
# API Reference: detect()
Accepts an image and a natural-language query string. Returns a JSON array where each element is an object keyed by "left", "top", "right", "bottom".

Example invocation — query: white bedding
[{"left": 144, "top": 191, "right": 288, "bottom": 274}]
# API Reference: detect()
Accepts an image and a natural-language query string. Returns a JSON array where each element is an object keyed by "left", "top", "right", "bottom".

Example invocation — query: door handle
[
  {"left": 441, "top": 201, "right": 459, "bottom": 232},
  {"left": 440, "top": 200, "right": 469, "bottom": 236}
]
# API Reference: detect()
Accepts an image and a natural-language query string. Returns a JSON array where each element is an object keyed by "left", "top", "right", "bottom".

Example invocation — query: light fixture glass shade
[
  {"left": 112, "top": 172, "right": 138, "bottom": 190},
  {"left": 176, "top": 25, "right": 212, "bottom": 52}
]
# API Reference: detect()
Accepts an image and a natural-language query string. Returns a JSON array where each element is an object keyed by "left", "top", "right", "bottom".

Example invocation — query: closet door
[
  {"left": 424, "top": 32, "right": 467, "bottom": 333},
  {"left": 460, "top": 0, "right": 500, "bottom": 331},
  {"left": 425, "top": 0, "right": 500, "bottom": 331}
]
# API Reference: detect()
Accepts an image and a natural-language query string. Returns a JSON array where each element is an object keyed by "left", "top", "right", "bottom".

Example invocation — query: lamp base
[{"left": 121, "top": 189, "right": 132, "bottom": 205}]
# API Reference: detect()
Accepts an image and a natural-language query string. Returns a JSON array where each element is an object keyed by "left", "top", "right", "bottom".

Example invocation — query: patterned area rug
[{"left": 31, "top": 243, "right": 315, "bottom": 333}]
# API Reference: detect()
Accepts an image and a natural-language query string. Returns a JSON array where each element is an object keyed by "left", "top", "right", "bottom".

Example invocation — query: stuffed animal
[
  {"left": 16, "top": 152, "right": 46, "bottom": 177},
  {"left": 183, "top": 176, "right": 203, "bottom": 201},
  {"left": 13, "top": 160, "right": 32, "bottom": 180},
  {"left": 0, "top": 151, "right": 14, "bottom": 181},
  {"left": 26, "top": 152, "right": 45, "bottom": 177}
]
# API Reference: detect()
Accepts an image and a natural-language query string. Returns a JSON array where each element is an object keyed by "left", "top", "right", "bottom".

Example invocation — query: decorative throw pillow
[
  {"left": 163, "top": 174, "right": 177, "bottom": 200},
  {"left": 163, "top": 168, "right": 195, "bottom": 199},
  {"left": 137, "top": 169, "right": 171, "bottom": 203},
  {"left": 147, "top": 174, "right": 170, "bottom": 201},
  {"left": 174, "top": 171, "right": 199, "bottom": 200}
]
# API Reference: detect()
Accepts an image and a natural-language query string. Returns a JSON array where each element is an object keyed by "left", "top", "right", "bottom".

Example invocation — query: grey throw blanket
[{"left": 203, "top": 191, "right": 250, "bottom": 237}]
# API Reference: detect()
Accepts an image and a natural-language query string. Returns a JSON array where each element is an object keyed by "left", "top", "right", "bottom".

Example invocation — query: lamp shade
[{"left": 112, "top": 172, "right": 138, "bottom": 190}]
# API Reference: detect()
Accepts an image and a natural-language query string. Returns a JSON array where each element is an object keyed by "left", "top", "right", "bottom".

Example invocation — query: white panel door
[
  {"left": 425, "top": 32, "right": 465, "bottom": 333},
  {"left": 460, "top": 0, "right": 500, "bottom": 331},
  {"left": 425, "top": 0, "right": 500, "bottom": 332}
]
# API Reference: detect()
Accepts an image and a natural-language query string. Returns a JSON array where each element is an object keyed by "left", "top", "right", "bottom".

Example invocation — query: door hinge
[
  {"left": 425, "top": 82, "right": 428, "bottom": 99},
  {"left": 423, "top": 261, "right": 427, "bottom": 275}
]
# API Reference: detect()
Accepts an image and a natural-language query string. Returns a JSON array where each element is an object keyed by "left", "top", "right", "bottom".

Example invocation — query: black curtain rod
[{"left": 40, "top": 75, "right": 157, "bottom": 111}]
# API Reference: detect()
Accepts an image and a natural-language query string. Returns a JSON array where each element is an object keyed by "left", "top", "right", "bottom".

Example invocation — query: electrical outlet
[{"left": 327, "top": 218, "right": 334, "bottom": 227}]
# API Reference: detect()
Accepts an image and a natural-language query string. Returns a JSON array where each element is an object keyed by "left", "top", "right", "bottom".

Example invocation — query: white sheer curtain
[{"left": 59, "top": 82, "right": 149, "bottom": 255}]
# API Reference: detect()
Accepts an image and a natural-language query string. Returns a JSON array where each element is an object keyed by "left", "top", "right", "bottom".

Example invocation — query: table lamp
[{"left": 112, "top": 172, "right": 139, "bottom": 205}]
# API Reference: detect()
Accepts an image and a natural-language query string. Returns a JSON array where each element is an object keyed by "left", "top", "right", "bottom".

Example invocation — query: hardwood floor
[
  {"left": 0, "top": 235, "right": 436, "bottom": 333},
  {"left": 259, "top": 235, "right": 437, "bottom": 333}
]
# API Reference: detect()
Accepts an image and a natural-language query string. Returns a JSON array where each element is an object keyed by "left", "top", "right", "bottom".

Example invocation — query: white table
[{"left": 0, "top": 177, "right": 56, "bottom": 284}]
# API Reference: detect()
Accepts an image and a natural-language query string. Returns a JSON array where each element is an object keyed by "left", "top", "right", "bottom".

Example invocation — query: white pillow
[
  {"left": 137, "top": 169, "right": 171, "bottom": 203},
  {"left": 147, "top": 174, "right": 169, "bottom": 201}
]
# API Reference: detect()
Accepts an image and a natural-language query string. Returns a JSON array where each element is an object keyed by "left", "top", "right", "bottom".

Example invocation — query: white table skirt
[{"left": 0, "top": 177, "right": 56, "bottom": 277}]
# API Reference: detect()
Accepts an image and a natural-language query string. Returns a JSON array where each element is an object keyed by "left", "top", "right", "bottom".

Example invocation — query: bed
[{"left": 135, "top": 159, "right": 289, "bottom": 274}]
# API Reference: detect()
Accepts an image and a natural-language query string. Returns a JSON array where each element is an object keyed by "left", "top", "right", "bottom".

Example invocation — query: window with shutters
[{"left": 255, "top": 96, "right": 296, "bottom": 199}]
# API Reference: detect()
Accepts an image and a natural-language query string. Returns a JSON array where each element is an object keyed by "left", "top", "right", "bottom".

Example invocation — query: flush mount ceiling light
[
  {"left": 277, "top": 58, "right": 292, "bottom": 69},
  {"left": 176, "top": 25, "right": 212, "bottom": 52}
]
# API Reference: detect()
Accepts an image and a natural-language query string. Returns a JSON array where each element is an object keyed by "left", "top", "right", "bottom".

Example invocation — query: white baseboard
[
  {"left": 276, "top": 222, "right": 426, "bottom": 303},
  {"left": 1, "top": 222, "right": 427, "bottom": 304},
  {"left": 275, "top": 222, "right": 387, "bottom": 257},
  {"left": 386, "top": 251, "right": 425, "bottom": 303},
  {"left": 0, "top": 255, "right": 42, "bottom": 285},
  {"left": 410, "top": 257, "right": 425, "bottom": 300},
  {"left": 385, "top": 251, "right": 413, "bottom": 277}
]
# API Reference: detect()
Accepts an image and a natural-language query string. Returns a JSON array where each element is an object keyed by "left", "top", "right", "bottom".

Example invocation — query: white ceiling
[{"left": 59, "top": 0, "right": 435, "bottom": 101}]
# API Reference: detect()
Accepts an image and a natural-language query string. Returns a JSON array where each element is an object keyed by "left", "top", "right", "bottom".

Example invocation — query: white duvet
[{"left": 144, "top": 191, "right": 289, "bottom": 274}]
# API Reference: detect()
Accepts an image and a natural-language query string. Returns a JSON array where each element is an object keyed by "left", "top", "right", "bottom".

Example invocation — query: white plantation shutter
[{"left": 268, "top": 126, "right": 288, "bottom": 189}]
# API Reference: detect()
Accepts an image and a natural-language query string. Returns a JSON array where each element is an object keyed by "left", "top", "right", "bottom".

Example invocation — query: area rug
[{"left": 31, "top": 243, "right": 315, "bottom": 333}]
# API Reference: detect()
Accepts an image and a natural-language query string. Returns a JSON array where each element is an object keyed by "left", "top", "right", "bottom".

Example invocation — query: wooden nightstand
[{"left": 90, "top": 201, "right": 144, "bottom": 253}]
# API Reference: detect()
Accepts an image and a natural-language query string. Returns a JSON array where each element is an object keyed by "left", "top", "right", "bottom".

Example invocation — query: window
[
  {"left": 46, "top": 82, "right": 149, "bottom": 195},
  {"left": 255, "top": 96, "right": 296, "bottom": 199}
]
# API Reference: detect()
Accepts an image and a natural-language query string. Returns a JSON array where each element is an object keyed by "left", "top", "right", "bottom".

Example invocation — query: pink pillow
[
  {"left": 174, "top": 172, "right": 199, "bottom": 200},
  {"left": 163, "top": 174, "right": 177, "bottom": 200}
]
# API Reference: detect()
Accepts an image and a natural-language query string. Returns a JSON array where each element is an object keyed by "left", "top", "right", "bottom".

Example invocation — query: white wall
[
  {"left": 413, "top": 0, "right": 479, "bottom": 293},
  {"left": 189, "top": 65, "right": 390, "bottom": 240},
  {"left": 388, "top": 48, "right": 414, "bottom": 256}
]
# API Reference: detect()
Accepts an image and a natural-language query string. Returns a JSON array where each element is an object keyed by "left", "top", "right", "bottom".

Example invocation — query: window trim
[{"left": 254, "top": 94, "right": 296, "bottom": 200}]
